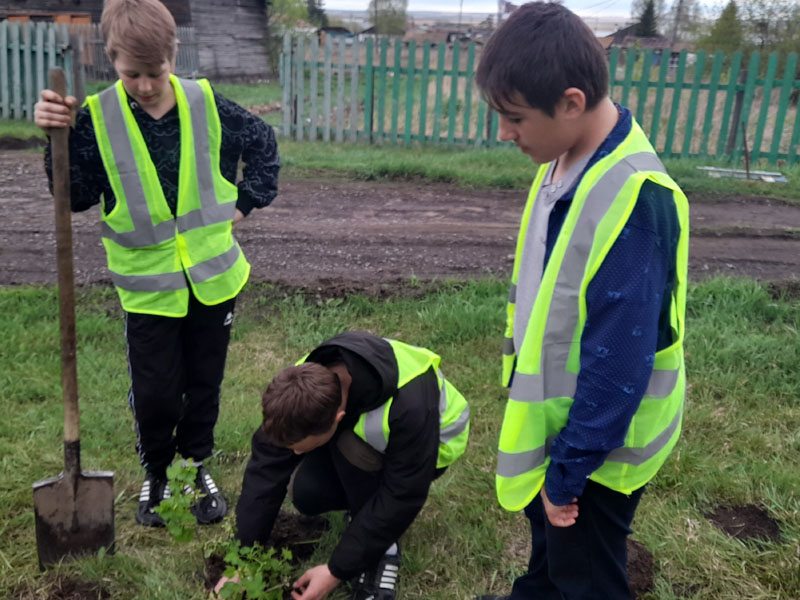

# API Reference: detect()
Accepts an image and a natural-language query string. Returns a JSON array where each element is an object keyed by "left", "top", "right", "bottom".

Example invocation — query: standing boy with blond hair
[
  {"left": 473, "top": 3, "right": 689, "bottom": 599},
  {"left": 34, "top": 0, "right": 280, "bottom": 527}
]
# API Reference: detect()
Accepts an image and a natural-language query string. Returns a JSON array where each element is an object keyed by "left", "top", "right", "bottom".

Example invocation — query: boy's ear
[
  {"left": 334, "top": 409, "right": 346, "bottom": 424},
  {"left": 559, "top": 87, "right": 587, "bottom": 119}
]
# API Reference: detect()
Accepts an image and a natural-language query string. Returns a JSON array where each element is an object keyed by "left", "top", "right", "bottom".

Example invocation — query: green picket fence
[
  {"left": 0, "top": 20, "right": 76, "bottom": 121},
  {"left": 280, "top": 34, "right": 800, "bottom": 165}
]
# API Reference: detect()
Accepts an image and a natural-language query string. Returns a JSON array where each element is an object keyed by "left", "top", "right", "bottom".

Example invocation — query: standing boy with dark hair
[
  {"left": 474, "top": 3, "right": 689, "bottom": 599},
  {"left": 215, "top": 331, "right": 470, "bottom": 600},
  {"left": 34, "top": 0, "right": 280, "bottom": 527}
]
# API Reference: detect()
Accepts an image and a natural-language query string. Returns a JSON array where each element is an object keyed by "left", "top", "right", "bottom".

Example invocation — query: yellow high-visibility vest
[
  {"left": 497, "top": 120, "right": 689, "bottom": 511},
  {"left": 86, "top": 75, "right": 250, "bottom": 317}
]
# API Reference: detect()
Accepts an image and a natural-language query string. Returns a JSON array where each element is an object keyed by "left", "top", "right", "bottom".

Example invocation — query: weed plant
[{"left": 0, "top": 277, "right": 798, "bottom": 599}]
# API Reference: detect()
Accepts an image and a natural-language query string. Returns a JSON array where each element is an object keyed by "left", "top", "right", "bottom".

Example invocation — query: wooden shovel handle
[{"left": 49, "top": 68, "right": 80, "bottom": 452}]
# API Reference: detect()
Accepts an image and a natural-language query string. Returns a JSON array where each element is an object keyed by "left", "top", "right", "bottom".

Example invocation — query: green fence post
[
  {"left": 281, "top": 35, "right": 291, "bottom": 137},
  {"left": 35, "top": 23, "right": 45, "bottom": 104},
  {"left": 731, "top": 52, "right": 761, "bottom": 164},
  {"left": 752, "top": 52, "right": 778, "bottom": 162},
  {"left": 716, "top": 51, "right": 742, "bottom": 157},
  {"left": 650, "top": 50, "right": 671, "bottom": 147},
  {"left": 488, "top": 110, "right": 499, "bottom": 147},
  {"left": 699, "top": 51, "right": 724, "bottom": 158},
  {"left": 364, "top": 38, "right": 374, "bottom": 143},
  {"left": 295, "top": 36, "right": 305, "bottom": 141},
  {"left": 608, "top": 48, "right": 619, "bottom": 99},
  {"left": 336, "top": 36, "right": 346, "bottom": 142},
  {"left": 447, "top": 42, "right": 460, "bottom": 145},
  {"left": 349, "top": 37, "right": 360, "bottom": 142},
  {"left": 432, "top": 43, "right": 446, "bottom": 143},
  {"left": 11, "top": 22, "right": 22, "bottom": 119},
  {"left": 377, "top": 38, "right": 388, "bottom": 144},
  {"left": 418, "top": 41, "right": 431, "bottom": 143},
  {"left": 789, "top": 101, "right": 800, "bottom": 165},
  {"left": 23, "top": 22, "right": 33, "bottom": 120},
  {"left": 663, "top": 50, "right": 688, "bottom": 157},
  {"left": 404, "top": 40, "right": 416, "bottom": 146},
  {"left": 620, "top": 48, "right": 636, "bottom": 108},
  {"left": 769, "top": 52, "right": 798, "bottom": 164},
  {"left": 309, "top": 35, "right": 319, "bottom": 141},
  {"left": 47, "top": 24, "right": 56, "bottom": 73},
  {"left": 475, "top": 101, "right": 486, "bottom": 148},
  {"left": 682, "top": 50, "right": 706, "bottom": 158},
  {"left": 636, "top": 49, "right": 653, "bottom": 126},
  {"left": 390, "top": 38, "right": 402, "bottom": 144},
  {"left": 323, "top": 34, "right": 333, "bottom": 142},
  {"left": 462, "top": 42, "right": 476, "bottom": 145}
]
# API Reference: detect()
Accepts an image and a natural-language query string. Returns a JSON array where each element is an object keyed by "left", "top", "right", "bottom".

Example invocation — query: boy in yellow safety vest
[
  {"left": 214, "top": 331, "right": 470, "bottom": 600},
  {"left": 474, "top": 3, "right": 689, "bottom": 599},
  {"left": 34, "top": 0, "right": 280, "bottom": 527}
]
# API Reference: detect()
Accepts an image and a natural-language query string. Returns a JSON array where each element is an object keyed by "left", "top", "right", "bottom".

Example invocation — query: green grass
[{"left": 1, "top": 277, "right": 798, "bottom": 599}]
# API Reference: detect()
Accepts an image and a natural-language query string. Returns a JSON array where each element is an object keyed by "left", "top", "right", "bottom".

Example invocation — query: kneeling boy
[{"left": 221, "top": 331, "right": 470, "bottom": 600}]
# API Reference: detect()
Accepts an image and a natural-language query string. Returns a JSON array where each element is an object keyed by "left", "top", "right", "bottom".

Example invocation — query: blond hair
[{"left": 102, "top": 0, "right": 177, "bottom": 66}]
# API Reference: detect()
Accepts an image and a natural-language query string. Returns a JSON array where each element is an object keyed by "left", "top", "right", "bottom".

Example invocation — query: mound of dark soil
[
  {"left": 704, "top": 504, "right": 782, "bottom": 543},
  {"left": 627, "top": 538, "right": 654, "bottom": 599}
]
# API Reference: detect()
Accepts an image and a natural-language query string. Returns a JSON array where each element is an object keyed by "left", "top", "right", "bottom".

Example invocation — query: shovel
[{"left": 32, "top": 67, "right": 115, "bottom": 569}]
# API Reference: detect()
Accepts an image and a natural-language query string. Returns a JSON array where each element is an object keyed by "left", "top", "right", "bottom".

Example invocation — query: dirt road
[{"left": 2, "top": 149, "right": 799, "bottom": 291}]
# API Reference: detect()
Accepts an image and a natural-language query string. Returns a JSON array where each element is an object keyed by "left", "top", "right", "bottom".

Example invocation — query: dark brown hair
[
  {"left": 102, "top": 0, "right": 177, "bottom": 66},
  {"left": 261, "top": 363, "right": 342, "bottom": 447},
  {"left": 476, "top": 2, "right": 609, "bottom": 116}
]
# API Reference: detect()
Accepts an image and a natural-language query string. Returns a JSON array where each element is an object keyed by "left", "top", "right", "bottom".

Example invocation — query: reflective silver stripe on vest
[
  {"left": 510, "top": 368, "right": 678, "bottom": 403},
  {"left": 188, "top": 243, "right": 241, "bottom": 283},
  {"left": 438, "top": 369, "right": 469, "bottom": 443},
  {"left": 182, "top": 78, "right": 219, "bottom": 215},
  {"left": 606, "top": 404, "right": 682, "bottom": 465},
  {"left": 98, "top": 85, "right": 166, "bottom": 247},
  {"left": 497, "top": 401, "right": 681, "bottom": 478},
  {"left": 102, "top": 220, "right": 175, "bottom": 248},
  {"left": 497, "top": 435, "right": 556, "bottom": 478},
  {"left": 508, "top": 283, "right": 517, "bottom": 303},
  {"left": 177, "top": 202, "right": 237, "bottom": 231},
  {"left": 511, "top": 153, "right": 675, "bottom": 403},
  {"left": 363, "top": 405, "right": 388, "bottom": 453},
  {"left": 110, "top": 270, "right": 186, "bottom": 292}
]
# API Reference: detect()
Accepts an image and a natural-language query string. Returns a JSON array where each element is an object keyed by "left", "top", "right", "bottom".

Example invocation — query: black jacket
[{"left": 235, "top": 332, "right": 441, "bottom": 580}]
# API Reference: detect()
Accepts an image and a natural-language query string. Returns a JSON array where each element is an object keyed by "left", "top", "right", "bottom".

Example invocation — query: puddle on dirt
[
  {"left": 203, "top": 510, "right": 329, "bottom": 593},
  {"left": 12, "top": 575, "right": 110, "bottom": 600},
  {"left": 627, "top": 538, "right": 654, "bottom": 599},
  {"left": 704, "top": 504, "right": 782, "bottom": 543}
]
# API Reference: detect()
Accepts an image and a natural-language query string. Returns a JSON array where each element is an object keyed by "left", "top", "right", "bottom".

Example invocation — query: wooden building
[{"left": 0, "top": 0, "right": 271, "bottom": 80}]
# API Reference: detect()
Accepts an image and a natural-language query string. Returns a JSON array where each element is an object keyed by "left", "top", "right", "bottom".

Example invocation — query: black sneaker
[
  {"left": 351, "top": 549, "right": 401, "bottom": 600},
  {"left": 135, "top": 472, "right": 170, "bottom": 527},
  {"left": 188, "top": 465, "right": 228, "bottom": 525}
]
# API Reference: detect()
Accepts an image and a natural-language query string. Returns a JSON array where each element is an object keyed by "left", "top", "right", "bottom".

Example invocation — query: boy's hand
[
  {"left": 212, "top": 573, "right": 241, "bottom": 597},
  {"left": 291, "top": 564, "right": 340, "bottom": 600},
  {"left": 541, "top": 486, "right": 579, "bottom": 527},
  {"left": 34, "top": 89, "right": 77, "bottom": 131},
  {"left": 233, "top": 209, "right": 244, "bottom": 225}
]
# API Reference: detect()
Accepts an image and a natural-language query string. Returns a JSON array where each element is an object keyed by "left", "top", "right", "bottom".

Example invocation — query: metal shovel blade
[{"left": 33, "top": 443, "right": 115, "bottom": 569}]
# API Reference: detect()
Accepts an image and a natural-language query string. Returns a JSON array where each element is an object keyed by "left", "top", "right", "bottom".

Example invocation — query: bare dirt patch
[
  {"left": 704, "top": 504, "right": 782, "bottom": 544},
  {"left": 2, "top": 149, "right": 799, "bottom": 292}
]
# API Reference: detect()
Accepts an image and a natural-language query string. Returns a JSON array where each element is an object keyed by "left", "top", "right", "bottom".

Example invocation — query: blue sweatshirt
[{"left": 537, "top": 106, "right": 680, "bottom": 505}]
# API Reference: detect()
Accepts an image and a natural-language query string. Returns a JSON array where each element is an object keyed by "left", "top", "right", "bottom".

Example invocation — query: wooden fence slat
[
  {"left": 432, "top": 43, "right": 446, "bottom": 142},
  {"left": 364, "top": 38, "right": 374, "bottom": 142},
  {"left": 23, "top": 23, "right": 32, "bottom": 120},
  {"left": 390, "top": 38, "right": 402, "bottom": 144},
  {"left": 769, "top": 52, "right": 798, "bottom": 163},
  {"left": 12, "top": 22, "right": 22, "bottom": 119},
  {"left": 608, "top": 48, "right": 619, "bottom": 98},
  {"left": 309, "top": 35, "right": 319, "bottom": 141},
  {"left": 789, "top": 98, "right": 800, "bottom": 165},
  {"left": 682, "top": 50, "right": 706, "bottom": 158},
  {"left": 323, "top": 35, "right": 332, "bottom": 143},
  {"left": 649, "top": 50, "right": 671, "bottom": 144},
  {"left": 699, "top": 51, "right": 725, "bottom": 157},
  {"left": 376, "top": 38, "right": 388, "bottom": 143},
  {"left": 281, "top": 35, "right": 292, "bottom": 138},
  {"left": 336, "top": 36, "right": 345, "bottom": 142},
  {"left": 620, "top": 48, "right": 636, "bottom": 108},
  {"left": 636, "top": 49, "right": 652, "bottom": 126},
  {"left": 295, "top": 37, "right": 305, "bottom": 141},
  {"left": 0, "top": 22, "right": 7, "bottom": 119},
  {"left": 35, "top": 23, "right": 45, "bottom": 104},
  {"left": 349, "top": 37, "right": 359, "bottom": 142},
  {"left": 488, "top": 109, "right": 499, "bottom": 147},
  {"left": 462, "top": 42, "right": 476, "bottom": 145},
  {"left": 475, "top": 100, "right": 486, "bottom": 147},
  {"left": 663, "top": 50, "right": 688, "bottom": 156},
  {"left": 716, "top": 51, "right": 742, "bottom": 156},
  {"left": 752, "top": 52, "right": 779, "bottom": 162},
  {"left": 447, "top": 42, "right": 460, "bottom": 145},
  {"left": 418, "top": 41, "right": 431, "bottom": 143},
  {"left": 404, "top": 40, "right": 415, "bottom": 145},
  {"left": 731, "top": 52, "right": 761, "bottom": 163},
  {"left": 47, "top": 25, "right": 56, "bottom": 73}
]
